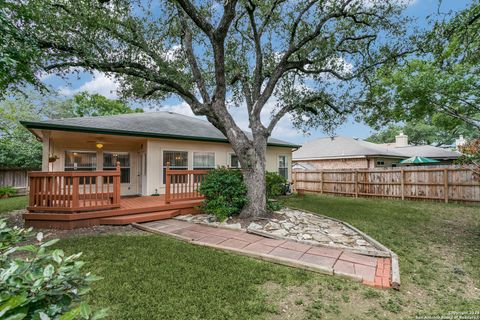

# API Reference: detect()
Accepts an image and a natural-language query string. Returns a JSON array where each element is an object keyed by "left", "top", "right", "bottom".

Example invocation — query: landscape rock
[{"left": 175, "top": 207, "right": 381, "bottom": 252}]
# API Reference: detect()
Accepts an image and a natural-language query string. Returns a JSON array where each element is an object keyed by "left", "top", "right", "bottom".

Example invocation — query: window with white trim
[
  {"left": 278, "top": 155, "right": 288, "bottom": 179},
  {"left": 229, "top": 153, "right": 240, "bottom": 168},
  {"left": 64, "top": 151, "right": 96, "bottom": 171},
  {"left": 104, "top": 152, "right": 130, "bottom": 183},
  {"left": 64, "top": 151, "right": 96, "bottom": 184},
  {"left": 193, "top": 152, "right": 215, "bottom": 170},
  {"left": 163, "top": 151, "right": 188, "bottom": 184}
]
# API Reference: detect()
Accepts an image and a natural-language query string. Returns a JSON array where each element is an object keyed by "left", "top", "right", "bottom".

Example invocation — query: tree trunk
[{"left": 237, "top": 134, "right": 268, "bottom": 218}]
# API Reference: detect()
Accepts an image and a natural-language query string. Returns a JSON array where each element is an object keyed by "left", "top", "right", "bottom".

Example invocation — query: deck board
[{"left": 24, "top": 195, "right": 203, "bottom": 229}]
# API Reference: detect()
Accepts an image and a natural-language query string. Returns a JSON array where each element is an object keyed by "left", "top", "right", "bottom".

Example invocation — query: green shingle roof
[{"left": 21, "top": 111, "right": 299, "bottom": 148}]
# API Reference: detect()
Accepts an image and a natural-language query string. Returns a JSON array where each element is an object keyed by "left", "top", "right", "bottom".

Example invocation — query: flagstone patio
[{"left": 134, "top": 219, "right": 393, "bottom": 289}]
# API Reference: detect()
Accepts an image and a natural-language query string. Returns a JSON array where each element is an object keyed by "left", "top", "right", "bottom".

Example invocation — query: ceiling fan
[{"left": 85, "top": 138, "right": 114, "bottom": 149}]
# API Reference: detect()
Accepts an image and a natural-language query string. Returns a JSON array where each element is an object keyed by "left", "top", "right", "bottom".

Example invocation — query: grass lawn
[
  {"left": 7, "top": 193, "right": 477, "bottom": 319},
  {"left": 0, "top": 196, "right": 28, "bottom": 215}
]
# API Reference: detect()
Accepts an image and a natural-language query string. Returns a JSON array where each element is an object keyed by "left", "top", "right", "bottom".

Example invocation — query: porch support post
[
  {"left": 42, "top": 131, "right": 50, "bottom": 172},
  {"left": 96, "top": 149, "right": 103, "bottom": 171}
]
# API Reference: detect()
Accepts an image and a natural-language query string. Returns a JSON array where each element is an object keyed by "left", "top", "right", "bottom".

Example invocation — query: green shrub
[
  {"left": 0, "top": 219, "right": 108, "bottom": 319},
  {"left": 199, "top": 168, "right": 248, "bottom": 221},
  {"left": 265, "top": 172, "right": 287, "bottom": 198},
  {"left": 0, "top": 186, "right": 17, "bottom": 198}
]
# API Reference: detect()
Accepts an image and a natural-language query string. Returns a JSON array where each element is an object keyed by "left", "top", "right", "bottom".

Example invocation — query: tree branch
[
  {"left": 246, "top": 1, "right": 263, "bottom": 100},
  {"left": 174, "top": 0, "right": 214, "bottom": 37},
  {"left": 179, "top": 13, "right": 211, "bottom": 104}
]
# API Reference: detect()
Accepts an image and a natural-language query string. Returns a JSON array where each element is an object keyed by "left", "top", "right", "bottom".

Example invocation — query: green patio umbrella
[{"left": 400, "top": 156, "right": 440, "bottom": 164}]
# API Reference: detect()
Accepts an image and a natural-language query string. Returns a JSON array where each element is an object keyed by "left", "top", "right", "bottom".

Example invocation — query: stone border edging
[
  {"left": 285, "top": 206, "right": 401, "bottom": 290},
  {"left": 246, "top": 228, "right": 390, "bottom": 258}
]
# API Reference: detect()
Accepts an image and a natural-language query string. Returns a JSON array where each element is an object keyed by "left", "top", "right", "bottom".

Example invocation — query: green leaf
[
  {"left": 90, "top": 308, "right": 109, "bottom": 320},
  {"left": 79, "top": 302, "right": 91, "bottom": 319},
  {"left": 14, "top": 244, "right": 37, "bottom": 252},
  {"left": 59, "top": 306, "right": 81, "bottom": 320},
  {"left": 52, "top": 249, "right": 64, "bottom": 264},
  {"left": 4, "top": 313, "right": 27, "bottom": 320},
  {"left": 41, "top": 239, "right": 60, "bottom": 248},
  {"left": 43, "top": 264, "right": 55, "bottom": 278},
  {"left": 0, "top": 295, "right": 27, "bottom": 317}
]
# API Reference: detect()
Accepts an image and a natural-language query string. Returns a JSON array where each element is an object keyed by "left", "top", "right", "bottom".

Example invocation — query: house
[
  {"left": 21, "top": 111, "right": 298, "bottom": 229},
  {"left": 22, "top": 111, "right": 298, "bottom": 196},
  {"left": 293, "top": 133, "right": 461, "bottom": 170}
]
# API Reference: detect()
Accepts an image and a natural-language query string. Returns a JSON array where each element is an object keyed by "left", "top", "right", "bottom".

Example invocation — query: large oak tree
[{"left": 5, "top": 0, "right": 411, "bottom": 217}]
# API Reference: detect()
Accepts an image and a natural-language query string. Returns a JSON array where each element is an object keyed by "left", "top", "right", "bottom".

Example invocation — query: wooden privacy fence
[
  {"left": 28, "top": 162, "right": 121, "bottom": 212},
  {"left": 165, "top": 162, "right": 208, "bottom": 203},
  {"left": 293, "top": 166, "right": 480, "bottom": 203},
  {"left": 0, "top": 169, "right": 32, "bottom": 195}
]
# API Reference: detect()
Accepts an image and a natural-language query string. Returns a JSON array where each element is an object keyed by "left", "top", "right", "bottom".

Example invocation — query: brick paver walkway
[{"left": 135, "top": 219, "right": 392, "bottom": 289}]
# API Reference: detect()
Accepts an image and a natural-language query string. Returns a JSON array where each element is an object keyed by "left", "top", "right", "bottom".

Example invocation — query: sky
[{"left": 40, "top": 0, "right": 472, "bottom": 145}]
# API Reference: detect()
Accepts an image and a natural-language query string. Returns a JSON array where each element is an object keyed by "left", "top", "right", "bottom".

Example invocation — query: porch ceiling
[{"left": 36, "top": 129, "right": 147, "bottom": 150}]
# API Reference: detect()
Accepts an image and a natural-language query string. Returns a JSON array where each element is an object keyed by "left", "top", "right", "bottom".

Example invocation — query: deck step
[{"left": 99, "top": 210, "right": 180, "bottom": 225}]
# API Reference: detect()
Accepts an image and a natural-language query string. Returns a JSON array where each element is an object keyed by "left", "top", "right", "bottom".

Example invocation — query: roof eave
[
  {"left": 20, "top": 121, "right": 300, "bottom": 148},
  {"left": 292, "top": 154, "right": 407, "bottom": 161}
]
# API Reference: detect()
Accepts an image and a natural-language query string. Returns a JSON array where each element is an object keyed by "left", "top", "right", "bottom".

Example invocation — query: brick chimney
[
  {"left": 395, "top": 132, "right": 409, "bottom": 147},
  {"left": 455, "top": 135, "right": 466, "bottom": 151}
]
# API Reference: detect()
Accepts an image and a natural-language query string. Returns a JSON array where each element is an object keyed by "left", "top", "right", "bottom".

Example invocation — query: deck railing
[
  {"left": 28, "top": 162, "right": 121, "bottom": 212},
  {"left": 165, "top": 162, "right": 208, "bottom": 203}
]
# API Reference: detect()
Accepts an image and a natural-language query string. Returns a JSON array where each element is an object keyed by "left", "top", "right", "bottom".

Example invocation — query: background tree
[
  {"left": 67, "top": 92, "right": 143, "bottom": 117},
  {"left": 0, "top": 6, "right": 45, "bottom": 98},
  {"left": 6, "top": 0, "right": 412, "bottom": 217},
  {"left": 366, "top": 119, "right": 477, "bottom": 147},
  {"left": 363, "top": 0, "right": 480, "bottom": 130},
  {"left": 0, "top": 92, "right": 142, "bottom": 169}
]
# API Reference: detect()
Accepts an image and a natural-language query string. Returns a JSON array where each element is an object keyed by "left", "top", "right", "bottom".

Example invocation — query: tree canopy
[
  {"left": 366, "top": 119, "right": 478, "bottom": 147},
  {"left": 0, "top": 92, "right": 142, "bottom": 169},
  {"left": 65, "top": 92, "right": 143, "bottom": 117},
  {"left": 363, "top": 1, "right": 480, "bottom": 130}
]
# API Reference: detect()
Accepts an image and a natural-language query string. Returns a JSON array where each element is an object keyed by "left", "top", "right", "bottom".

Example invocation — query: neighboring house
[
  {"left": 21, "top": 112, "right": 298, "bottom": 197},
  {"left": 293, "top": 133, "right": 461, "bottom": 170}
]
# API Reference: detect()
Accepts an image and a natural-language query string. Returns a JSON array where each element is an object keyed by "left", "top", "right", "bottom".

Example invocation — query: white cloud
[
  {"left": 58, "top": 71, "right": 119, "bottom": 99},
  {"left": 163, "top": 44, "right": 182, "bottom": 62},
  {"left": 156, "top": 101, "right": 197, "bottom": 117}
]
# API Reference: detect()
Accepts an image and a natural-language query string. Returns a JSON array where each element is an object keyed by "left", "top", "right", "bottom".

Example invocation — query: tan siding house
[{"left": 22, "top": 112, "right": 297, "bottom": 197}]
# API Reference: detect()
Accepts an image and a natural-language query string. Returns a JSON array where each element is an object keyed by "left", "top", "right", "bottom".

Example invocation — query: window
[
  {"left": 193, "top": 152, "right": 215, "bottom": 170},
  {"left": 163, "top": 151, "right": 188, "bottom": 184},
  {"left": 104, "top": 152, "right": 130, "bottom": 183},
  {"left": 64, "top": 151, "right": 96, "bottom": 184},
  {"left": 376, "top": 160, "right": 385, "bottom": 166},
  {"left": 229, "top": 153, "right": 240, "bottom": 168},
  {"left": 278, "top": 155, "right": 288, "bottom": 179},
  {"left": 64, "top": 151, "right": 96, "bottom": 171}
]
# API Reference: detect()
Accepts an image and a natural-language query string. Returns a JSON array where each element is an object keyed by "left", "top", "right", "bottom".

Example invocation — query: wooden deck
[
  {"left": 24, "top": 165, "right": 208, "bottom": 229},
  {"left": 23, "top": 195, "right": 203, "bottom": 229}
]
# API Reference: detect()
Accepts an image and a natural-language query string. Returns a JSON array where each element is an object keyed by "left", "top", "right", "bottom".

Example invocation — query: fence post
[
  {"left": 354, "top": 170, "right": 358, "bottom": 198},
  {"left": 444, "top": 168, "right": 449, "bottom": 203},
  {"left": 292, "top": 170, "right": 297, "bottom": 193},
  {"left": 320, "top": 171, "right": 324, "bottom": 194},
  {"left": 400, "top": 168, "right": 404, "bottom": 200},
  {"left": 165, "top": 162, "right": 171, "bottom": 204}
]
